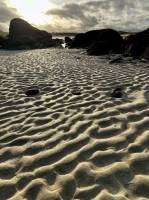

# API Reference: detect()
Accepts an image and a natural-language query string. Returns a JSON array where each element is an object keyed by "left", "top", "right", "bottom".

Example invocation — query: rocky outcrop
[
  {"left": 123, "top": 28, "right": 149, "bottom": 58},
  {"left": 9, "top": 18, "right": 52, "bottom": 40},
  {"left": 1, "top": 18, "right": 62, "bottom": 50},
  {"left": 141, "top": 47, "right": 149, "bottom": 60},
  {"left": 70, "top": 29, "right": 123, "bottom": 55},
  {"left": 65, "top": 36, "right": 72, "bottom": 47},
  {"left": 0, "top": 36, "right": 5, "bottom": 48},
  {"left": 70, "top": 33, "right": 84, "bottom": 48},
  {"left": 87, "top": 41, "right": 111, "bottom": 55}
]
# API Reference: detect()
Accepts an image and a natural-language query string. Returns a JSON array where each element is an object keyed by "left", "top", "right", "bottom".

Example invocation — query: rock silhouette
[
  {"left": 87, "top": 41, "right": 111, "bottom": 55},
  {"left": 65, "top": 37, "right": 72, "bottom": 47},
  {"left": 123, "top": 28, "right": 149, "bottom": 58},
  {"left": 70, "top": 29, "right": 123, "bottom": 55},
  {"left": 0, "top": 36, "right": 5, "bottom": 48},
  {"left": 1, "top": 18, "right": 62, "bottom": 50},
  {"left": 9, "top": 18, "right": 52, "bottom": 40}
]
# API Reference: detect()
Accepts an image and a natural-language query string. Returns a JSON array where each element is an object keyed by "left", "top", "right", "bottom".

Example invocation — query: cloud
[
  {"left": 0, "top": 0, "right": 148, "bottom": 32},
  {"left": 46, "top": 0, "right": 149, "bottom": 32},
  {"left": 46, "top": 3, "right": 98, "bottom": 31},
  {"left": 0, "top": 0, "right": 19, "bottom": 31}
]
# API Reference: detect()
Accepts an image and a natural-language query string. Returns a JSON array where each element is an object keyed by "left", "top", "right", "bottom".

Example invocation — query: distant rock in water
[
  {"left": 65, "top": 37, "right": 72, "bottom": 47},
  {"left": 25, "top": 89, "right": 40, "bottom": 96},
  {"left": 1, "top": 18, "right": 62, "bottom": 50},
  {"left": 123, "top": 28, "right": 149, "bottom": 59},
  {"left": 70, "top": 29, "right": 123, "bottom": 55}
]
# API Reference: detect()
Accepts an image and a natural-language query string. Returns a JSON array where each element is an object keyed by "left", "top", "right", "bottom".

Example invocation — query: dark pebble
[
  {"left": 76, "top": 57, "right": 81, "bottom": 60},
  {"left": 25, "top": 89, "right": 40, "bottom": 96},
  {"left": 71, "top": 90, "right": 82, "bottom": 95},
  {"left": 111, "top": 88, "right": 122, "bottom": 98}
]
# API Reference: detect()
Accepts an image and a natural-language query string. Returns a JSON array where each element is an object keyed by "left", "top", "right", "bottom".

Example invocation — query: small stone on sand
[
  {"left": 25, "top": 89, "right": 40, "bottom": 96},
  {"left": 111, "top": 87, "right": 122, "bottom": 98}
]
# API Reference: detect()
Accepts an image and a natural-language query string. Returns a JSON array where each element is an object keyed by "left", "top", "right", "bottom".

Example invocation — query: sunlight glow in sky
[{"left": 9, "top": 0, "right": 54, "bottom": 25}]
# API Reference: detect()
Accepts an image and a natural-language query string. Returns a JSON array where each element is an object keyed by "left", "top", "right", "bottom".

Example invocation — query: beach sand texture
[{"left": 0, "top": 49, "right": 149, "bottom": 200}]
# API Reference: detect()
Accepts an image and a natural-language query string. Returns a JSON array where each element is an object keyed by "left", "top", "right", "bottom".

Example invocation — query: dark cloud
[
  {"left": 47, "top": 3, "right": 98, "bottom": 30},
  {"left": 0, "top": 1, "right": 19, "bottom": 24},
  {"left": 47, "top": 0, "right": 149, "bottom": 32}
]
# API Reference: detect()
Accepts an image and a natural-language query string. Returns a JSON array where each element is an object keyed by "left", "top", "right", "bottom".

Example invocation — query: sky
[{"left": 0, "top": 0, "right": 149, "bottom": 32}]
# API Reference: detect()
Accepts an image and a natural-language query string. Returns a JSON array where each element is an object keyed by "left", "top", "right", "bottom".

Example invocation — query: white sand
[{"left": 0, "top": 49, "right": 149, "bottom": 200}]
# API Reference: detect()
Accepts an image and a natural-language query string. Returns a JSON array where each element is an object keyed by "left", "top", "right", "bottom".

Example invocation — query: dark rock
[
  {"left": 71, "top": 90, "right": 82, "bottom": 95},
  {"left": 65, "top": 37, "right": 72, "bottom": 47},
  {"left": 3, "top": 36, "right": 37, "bottom": 50},
  {"left": 70, "top": 33, "right": 85, "bottom": 48},
  {"left": 51, "top": 38, "right": 64, "bottom": 47},
  {"left": 0, "top": 36, "right": 3, "bottom": 43},
  {"left": 70, "top": 29, "right": 123, "bottom": 53},
  {"left": 141, "top": 47, "right": 149, "bottom": 60},
  {"left": 0, "top": 36, "right": 7, "bottom": 48},
  {"left": 109, "top": 56, "right": 123, "bottom": 64},
  {"left": 87, "top": 41, "right": 111, "bottom": 55},
  {"left": 9, "top": 18, "right": 52, "bottom": 40},
  {"left": 111, "top": 88, "right": 122, "bottom": 98},
  {"left": 1, "top": 18, "right": 58, "bottom": 50},
  {"left": 123, "top": 28, "right": 149, "bottom": 58},
  {"left": 25, "top": 89, "right": 40, "bottom": 96},
  {"left": 76, "top": 57, "right": 81, "bottom": 60}
]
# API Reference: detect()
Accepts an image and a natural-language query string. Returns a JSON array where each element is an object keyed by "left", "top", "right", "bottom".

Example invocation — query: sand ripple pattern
[{"left": 0, "top": 49, "right": 149, "bottom": 200}]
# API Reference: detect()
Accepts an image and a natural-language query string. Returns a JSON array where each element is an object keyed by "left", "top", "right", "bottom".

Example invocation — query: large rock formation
[
  {"left": 141, "top": 47, "right": 149, "bottom": 60},
  {"left": 0, "top": 36, "right": 4, "bottom": 48},
  {"left": 87, "top": 41, "right": 112, "bottom": 55},
  {"left": 0, "top": 36, "right": 8, "bottom": 49},
  {"left": 1, "top": 18, "right": 62, "bottom": 50},
  {"left": 123, "top": 28, "right": 149, "bottom": 58},
  {"left": 70, "top": 29, "right": 123, "bottom": 55},
  {"left": 8, "top": 18, "right": 51, "bottom": 40}
]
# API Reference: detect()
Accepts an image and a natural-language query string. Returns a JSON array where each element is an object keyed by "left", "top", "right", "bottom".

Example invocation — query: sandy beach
[{"left": 0, "top": 48, "right": 149, "bottom": 200}]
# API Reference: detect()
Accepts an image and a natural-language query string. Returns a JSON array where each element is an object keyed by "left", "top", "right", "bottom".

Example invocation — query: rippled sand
[{"left": 0, "top": 49, "right": 149, "bottom": 200}]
